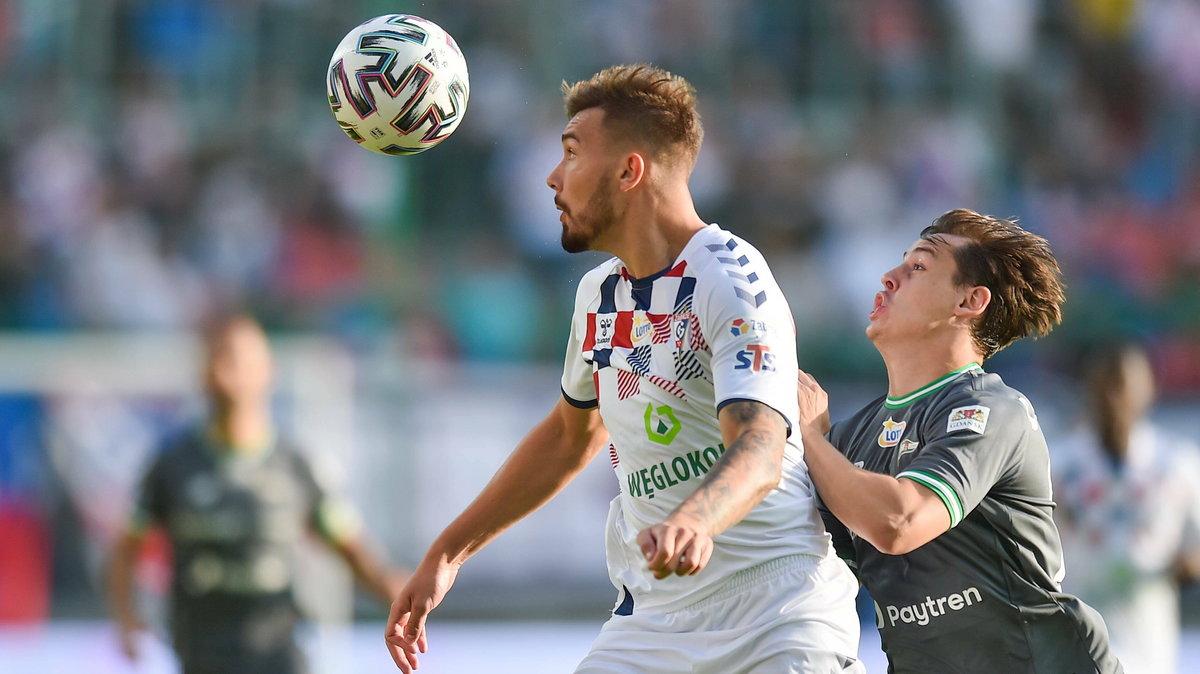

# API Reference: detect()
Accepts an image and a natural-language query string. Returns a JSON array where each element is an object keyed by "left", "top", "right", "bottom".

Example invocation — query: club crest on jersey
[
  {"left": 877, "top": 418, "right": 907, "bottom": 448},
  {"left": 595, "top": 316, "right": 614, "bottom": 348},
  {"left": 631, "top": 314, "right": 652, "bottom": 345},
  {"left": 898, "top": 439, "right": 920, "bottom": 456},
  {"left": 673, "top": 315, "right": 690, "bottom": 349},
  {"left": 947, "top": 405, "right": 989, "bottom": 434}
]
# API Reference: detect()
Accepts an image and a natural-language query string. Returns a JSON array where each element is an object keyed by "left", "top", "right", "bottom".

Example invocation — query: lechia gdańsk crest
[
  {"left": 877, "top": 418, "right": 907, "bottom": 448},
  {"left": 947, "top": 405, "right": 989, "bottom": 434}
]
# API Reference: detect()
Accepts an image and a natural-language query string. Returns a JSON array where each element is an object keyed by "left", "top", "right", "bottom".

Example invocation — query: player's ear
[
  {"left": 955, "top": 285, "right": 991, "bottom": 319},
  {"left": 617, "top": 152, "right": 646, "bottom": 192}
]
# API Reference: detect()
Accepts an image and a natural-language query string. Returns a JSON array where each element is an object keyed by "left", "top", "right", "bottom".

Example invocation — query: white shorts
[{"left": 575, "top": 552, "right": 863, "bottom": 674}]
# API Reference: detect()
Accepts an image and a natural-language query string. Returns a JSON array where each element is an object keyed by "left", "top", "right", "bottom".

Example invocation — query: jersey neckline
[
  {"left": 884, "top": 362, "right": 983, "bottom": 409},
  {"left": 623, "top": 223, "right": 718, "bottom": 287}
]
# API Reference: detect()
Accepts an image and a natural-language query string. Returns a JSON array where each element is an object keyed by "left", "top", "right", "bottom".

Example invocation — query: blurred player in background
[
  {"left": 385, "top": 64, "right": 862, "bottom": 673},
  {"left": 108, "top": 315, "right": 405, "bottom": 674},
  {"left": 795, "top": 210, "right": 1122, "bottom": 672},
  {"left": 1053, "top": 342, "right": 1200, "bottom": 673}
]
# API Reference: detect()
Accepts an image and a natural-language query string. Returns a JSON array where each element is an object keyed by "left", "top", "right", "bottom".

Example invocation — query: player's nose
[{"left": 881, "top": 268, "right": 898, "bottom": 291}]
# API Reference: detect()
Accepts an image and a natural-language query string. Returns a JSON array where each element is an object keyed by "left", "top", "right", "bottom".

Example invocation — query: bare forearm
[
  {"left": 800, "top": 425, "right": 944, "bottom": 554},
  {"left": 337, "top": 538, "right": 402, "bottom": 603},
  {"left": 427, "top": 403, "right": 607, "bottom": 566},
  {"left": 107, "top": 534, "right": 142, "bottom": 626},
  {"left": 669, "top": 401, "right": 784, "bottom": 536}
]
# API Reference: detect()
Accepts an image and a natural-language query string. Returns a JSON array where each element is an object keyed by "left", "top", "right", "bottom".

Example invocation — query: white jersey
[
  {"left": 1052, "top": 420, "right": 1200, "bottom": 674},
  {"left": 561, "top": 224, "right": 830, "bottom": 613}
]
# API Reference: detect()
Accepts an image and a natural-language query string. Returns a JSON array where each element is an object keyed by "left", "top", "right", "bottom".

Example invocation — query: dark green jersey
[
  {"left": 823, "top": 364, "right": 1121, "bottom": 674},
  {"left": 133, "top": 425, "right": 351, "bottom": 669}
]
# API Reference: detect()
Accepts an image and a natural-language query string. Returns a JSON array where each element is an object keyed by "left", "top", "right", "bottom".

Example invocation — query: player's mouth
[
  {"left": 554, "top": 198, "right": 569, "bottom": 222},
  {"left": 869, "top": 292, "right": 886, "bottom": 320}
]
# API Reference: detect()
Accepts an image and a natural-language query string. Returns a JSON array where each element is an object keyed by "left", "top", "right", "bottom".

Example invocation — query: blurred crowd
[
  {"left": 0, "top": 3, "right": 1198, "bottom": 669},
  {"left": 0, "top": 0, "right": 1196, "bottom": 387}
]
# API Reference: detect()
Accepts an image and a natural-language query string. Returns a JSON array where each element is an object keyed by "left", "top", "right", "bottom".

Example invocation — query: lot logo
[
  {"left": 644, "top": 403, "right": 681, "bottom": 445},
  {"left": 877, "top": 418, "right": 906, "bottom": 448}
]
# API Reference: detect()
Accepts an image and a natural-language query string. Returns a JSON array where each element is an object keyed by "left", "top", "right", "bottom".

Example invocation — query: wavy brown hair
[
  {"left": 562, "top": 64, "right": 703, "bottom": 169},
  {"left": 922, "top": 209, "right": 1066, "bottom": 360}
]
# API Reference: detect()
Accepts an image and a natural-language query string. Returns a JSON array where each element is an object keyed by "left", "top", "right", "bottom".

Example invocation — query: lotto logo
[{"left": 734, "top": 344, "right": 775, "bottom": 371}]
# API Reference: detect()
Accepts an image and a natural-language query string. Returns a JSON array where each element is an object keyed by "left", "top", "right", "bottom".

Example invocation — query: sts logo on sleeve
[{"left": 734, "top": 344, "right": 775, "bottom": 371}]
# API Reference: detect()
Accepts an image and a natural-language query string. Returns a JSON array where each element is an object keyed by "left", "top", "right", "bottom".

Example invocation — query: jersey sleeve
[
  {"left": 293, "top": 449, "right": 363, "bottom": 545},
  {"left": 896, "top": 389, "right": 1034, "bottom": 529},
  {"left": 560, "top": 267, "right": 604, "bottom": 409},
  {"left": 696, "top": 244, "right": 799, "bottom": 430}
]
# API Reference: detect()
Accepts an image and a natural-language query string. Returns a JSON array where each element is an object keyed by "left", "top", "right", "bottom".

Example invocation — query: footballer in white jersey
[{"left": 562, "top": 223, "right": 837, "bottom": 614}]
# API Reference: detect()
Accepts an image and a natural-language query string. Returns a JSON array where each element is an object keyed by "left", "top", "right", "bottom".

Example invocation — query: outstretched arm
[
  {"left": 107, "top": 530, "right": 148, "bottom": 661},
  {"left": 384, "top": 397, "right": 608, "bottom": 672},
  {"left": 797, "top": 370, "right": 949, "bottom": 555},
  {"left": 639, "top": 399, "right": 787, "bottom": 579},
  {"left": 328, "top": 535, "right": 408, "bottom": 606}
]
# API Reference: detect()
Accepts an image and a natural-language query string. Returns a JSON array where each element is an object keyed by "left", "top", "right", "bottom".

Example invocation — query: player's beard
[{"left": 561, "top": 174, "right": 617, "bottom": 254}]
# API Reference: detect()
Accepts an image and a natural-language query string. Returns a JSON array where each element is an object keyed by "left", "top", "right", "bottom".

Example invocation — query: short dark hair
[
  {"left": 561, "top": 64, "right": 704, "bottom": 169},
  {"left": 922, "top": 209, "right": 1066, "bottom": 360}
]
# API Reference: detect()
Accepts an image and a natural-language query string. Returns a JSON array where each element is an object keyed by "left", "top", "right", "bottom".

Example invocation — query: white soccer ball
[{"left": 326, "top": 14, "right": 469, "bottom": 155}]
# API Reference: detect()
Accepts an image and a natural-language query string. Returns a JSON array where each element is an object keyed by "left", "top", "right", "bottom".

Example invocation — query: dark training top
[
  {"left": 133, "top": 425, "right": 353, "bottom": 663},
  {"left": 822, "top": 364, "right": 1122, "bottom": 674}
]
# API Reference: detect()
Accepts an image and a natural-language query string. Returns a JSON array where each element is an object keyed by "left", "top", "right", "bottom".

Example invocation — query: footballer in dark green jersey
[{"left": 797, "top": 210, "right": 1122, "bottom": 673}]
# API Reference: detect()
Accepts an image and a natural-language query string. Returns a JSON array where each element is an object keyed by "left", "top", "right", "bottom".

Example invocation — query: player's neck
[
  {"left": 608, "top": 188, "right": 706, "bottom": 279},
  {"left": 879, "top": 339, "right": 983, "bottom": 400},
  {"left": 211, "top": 404, "right": 273, "bottom": 452}
]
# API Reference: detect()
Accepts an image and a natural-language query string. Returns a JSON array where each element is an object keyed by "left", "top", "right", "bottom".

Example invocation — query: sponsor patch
[
  {"left": 644, "top": 403, "right": 681, "bottom": 445},
  {"left": 877, "top": 418, "right": 906, "bottom": 448},
  {"left": 734, "top": 344, "right": 775, "bottom": 371},
  {"left": 595, "top": 316, "right": 614, "bottom": 347},
  {"left": 631, "top": 314, "right": 652, "bottom": 345},
  {"left": 947, "top": 405, "right": 989, "bottom": 434},
  {"left": 729, "top": 317, "right": 769, "bottom": 337},
  {"left": 898, "top": 438, "right": 920, "bottom": 456}
]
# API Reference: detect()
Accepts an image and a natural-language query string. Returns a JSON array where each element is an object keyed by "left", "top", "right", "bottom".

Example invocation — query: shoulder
[
  {"left": 272, "top": 437, "right": 313, "bottom": 470},
  {"left": 928, "top": 370, "right": 1036, "bottom": 435},
  {"left": 1144, "top": 423, "right": 1200, "bottom": 472},
  {"left": 577, "top": 257, "right": 622, "bottom": 293},
  {"left": 686, "top": 225, "right": 788, "bottom": 313},
  {"left": 685, "top": 226, "right": 773, "bottom": 281}
]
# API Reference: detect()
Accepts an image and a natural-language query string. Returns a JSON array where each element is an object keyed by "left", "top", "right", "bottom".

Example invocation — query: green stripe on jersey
[
  {"left": 899, "top": 469, "right": 964, "bottom": 528},
  {"left": 884, "top": 363, "right": 983, "bottom": 409}
]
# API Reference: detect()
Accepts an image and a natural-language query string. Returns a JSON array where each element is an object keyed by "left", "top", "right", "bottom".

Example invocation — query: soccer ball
[{"left": 326, "top": 14, "right": 469, "bottom": 155}]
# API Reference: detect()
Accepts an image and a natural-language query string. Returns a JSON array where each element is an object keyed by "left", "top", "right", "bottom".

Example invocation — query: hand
[
  {"left": 383, "top": 559, "right": 456, "bottom": 672},
  {"left": 637, "top": 514, "right": 714, "bottom": 580},
  {"left": 797, "top": 370, "right": 831, "bottom": 435},
  {"left": 116, "top": 617, "right": 146, "bottom": 661}
]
